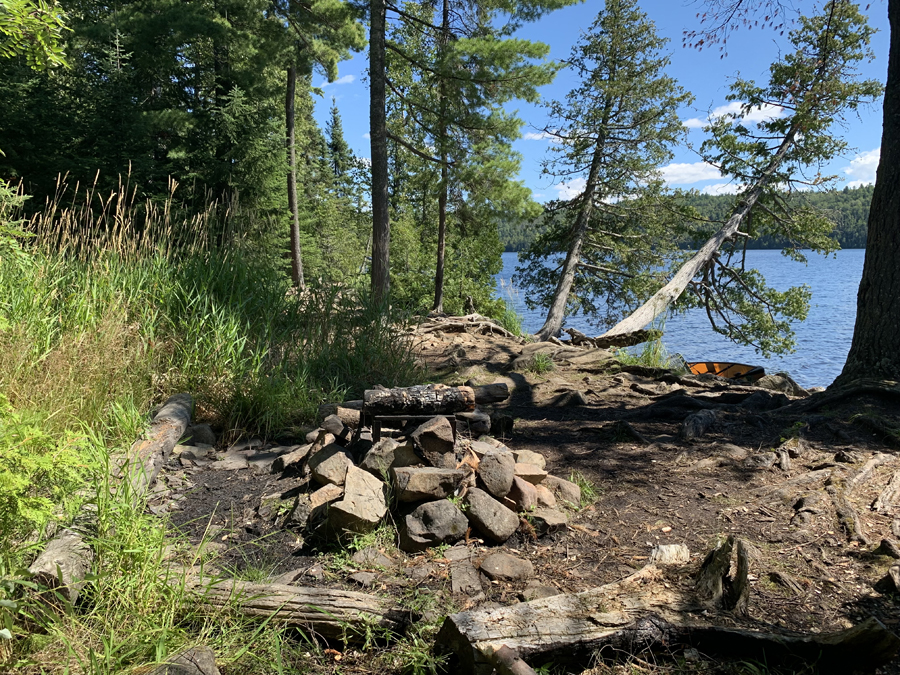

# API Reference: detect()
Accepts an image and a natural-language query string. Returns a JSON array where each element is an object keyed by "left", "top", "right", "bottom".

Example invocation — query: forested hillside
[{"left": 500, "top": 184, "right": 874, "bottom": 251}]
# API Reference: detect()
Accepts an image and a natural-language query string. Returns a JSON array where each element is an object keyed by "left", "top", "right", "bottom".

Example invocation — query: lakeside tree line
[{"left": 500, "top": 184, "right": 875, "bottom": 252}]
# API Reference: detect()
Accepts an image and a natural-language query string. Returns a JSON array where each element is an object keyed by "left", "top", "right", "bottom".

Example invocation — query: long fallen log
[
  {"left": 29, "top": 393, "right": 193, "bottom": 605},
  {"left": 187, "top": 578, "right": 411, "bottom": 642},
  {"left": 435, "top": 562, "right": 900, "bottom": 674},
  {"left": 364, "top": 384, "right": 475, "bottom": 416}
]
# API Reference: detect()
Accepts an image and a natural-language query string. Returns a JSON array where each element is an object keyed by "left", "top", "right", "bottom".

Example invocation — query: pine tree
[{"left": 518, "top": 0, "right": 692, "bottom": 341}]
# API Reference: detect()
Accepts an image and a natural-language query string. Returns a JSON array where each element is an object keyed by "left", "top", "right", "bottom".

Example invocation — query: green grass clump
[
  {"left": 528, "top": 352, "right": 555, "bottom": 375},
  {"left": 568, "top": 470, "right": 599, "bottom": 508}
]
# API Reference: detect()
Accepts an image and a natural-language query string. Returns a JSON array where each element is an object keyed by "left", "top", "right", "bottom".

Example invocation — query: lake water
[{"left": 496, "top": 249, "right": 865, "bottom": 389}]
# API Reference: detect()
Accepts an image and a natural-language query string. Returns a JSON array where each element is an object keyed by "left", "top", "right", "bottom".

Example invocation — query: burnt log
[
  {"left": 363, "top": 384, "right": 476, "bottom": 416},
  {"left": 472, "top": 383, "right": 510, "bottom": 404},
  {"left": 188, "top": 578, "right": 410, "bottom": 642}
]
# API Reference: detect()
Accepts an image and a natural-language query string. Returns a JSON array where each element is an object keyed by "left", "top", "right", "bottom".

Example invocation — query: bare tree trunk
[
  {"left": 286, "top": 63, "right": 305, "bottom": 290},
  {"left": 836, "top": 0, "right": 900, "bottom": 386},
  {"left": 370, "top": 0, "right": 390, "bottom": 304},
  {"left": 600, "top": 127, "right": 798, "bottom": 341},
  {"left": 433, "top": 0, "right": 450, "bottom": 314},
  {"left": 535, "top": 143, "right": 605, "bottom": 342}
]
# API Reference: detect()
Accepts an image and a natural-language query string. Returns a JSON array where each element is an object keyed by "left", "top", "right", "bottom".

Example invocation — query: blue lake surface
[{"left": 496, "top": 249, "right": 865, "bottom": 389}]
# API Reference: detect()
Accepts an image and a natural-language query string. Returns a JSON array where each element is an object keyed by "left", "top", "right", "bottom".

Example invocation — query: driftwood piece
[
  {"left": 827, "top": 485, "right": 870, "bottom": 545},
  {"left": 874, "top": 471, "right": 900, "bottom": 514},
  {"left": 436, "top": 560, "right": 899, "bottom": 675},
  {"left": 125, "top": 393, "right": 194, "bottom": 498},
  {"left": 363, "top": 384, "right": 476, "bottom": 416},
  {"left": 472, "top": 383, "right": 510, "bottom": 404},
  {"left": 148, "top": 645, "right": 221, "bottom": 675},
  {"left": 188, "top": 578, "right": 410, "bottom": 641},
  {"left": 29, "top": 394, "right": 193, "bottom": 605},
  {"left": 593, "top": 328, "right": 660, "bottom": 349}
]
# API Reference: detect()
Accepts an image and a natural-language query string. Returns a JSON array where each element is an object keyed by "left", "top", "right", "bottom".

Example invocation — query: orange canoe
[{"left": 687, "top": 361, "right": 766, "bottom": 382}]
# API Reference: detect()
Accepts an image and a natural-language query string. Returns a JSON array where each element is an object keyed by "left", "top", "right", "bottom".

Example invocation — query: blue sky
[{"left": 313, "top": 0, "right": 889, "bottom": 202}]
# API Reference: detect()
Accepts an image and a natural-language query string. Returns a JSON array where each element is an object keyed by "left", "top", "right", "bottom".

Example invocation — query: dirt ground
[{"left": 158, "top": 320, "right": 900, "bottom": 674}]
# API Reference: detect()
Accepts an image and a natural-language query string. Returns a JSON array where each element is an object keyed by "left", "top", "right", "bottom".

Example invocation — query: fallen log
[
  {"left": 29, "top": 393, "right": 193, "bottom": 605},
  {"left": 874, "top": 471, "right": 900, "bottom": 514},
  {"left": 187, "top": 578, "right": 410, "bottom": 642},
  {"left": 148, "top": 645, "right": 221, "bottom": 675},
  {"left": 436, "top": 561, "right": 900, "bottom": 674},
  {"left": 472, "top": 383, "right": 510, "bottom": 405},
  {"left": 363, "top": 384, "right": 475, "bottom": 416}
]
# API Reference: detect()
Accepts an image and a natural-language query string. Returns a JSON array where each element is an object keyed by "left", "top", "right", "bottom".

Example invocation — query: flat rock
[
  {"left": 529, "top": 507, "right": 568, "bottom": 534},
  {"left": 399, "top": 499, "right": 469, "bottom": 552},
  {"left": 328, "top": 466, "right": 387, "bottom": 535},
  {"left": 210, "top": 455, "right": 248, "bottom": 471},
  {"left": 246, "top": 450, "right": 283, "bottom": 474},
  {"left": 543, "top": 475, "right": 581, "bottom": 507},
  {"left": 478, "top": 451, "right": 515, "bottom": 499},
  {"left": 321, "top": 413, "right": 348, "bottom": 438},
  {"left": 465, "top": 487, "right": 519, "bottom": 543},
  {"left": 514, "top": 463, "right": 547, "bottom": 485},
  {"left": 351, "top": 547, "right": 396, "bottom": 570},
  {"left": 289, "top": 483, "right": 344, "bottom": 528},
  {"left": 520, "top": 581, "right": 559, "bottom": 601},
  {"left": 271, "top": 444, "right": 312, "bottom": 473},
  {"left": 308, "top": 444, "right": 354, "bottom": 486},
  {"left": 348, "top": 571, "right": 377, "bottom": 588},
  {"left": 513, "top": 449, "right": 546, "bottom": 470},
  {"left": 393, "top": 466, "right": 466, "bottom": 502},
  {"left": 411, "top": 416, "right": 456, "bottom": 468},
  {"left": 507, "top": 476, "right": 538, "bottom": 511},
  {"left": 480, "top": 552, "right": 534, "bottom": 581},
  {"left": 456, "top": 410, "right": 491, "bottom": 436}
]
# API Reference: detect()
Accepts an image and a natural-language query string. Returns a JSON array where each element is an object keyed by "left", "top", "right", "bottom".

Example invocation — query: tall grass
[{"left": 0, "top": 177, "right": 423, "bottom": 673}]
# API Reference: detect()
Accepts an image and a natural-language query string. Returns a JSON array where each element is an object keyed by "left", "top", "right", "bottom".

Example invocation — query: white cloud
[
  {"left": 554, "top": 177, "right": 586, "bottom": 200},
  {"left": 363, "top": 132, "right": 371, "bottom": 140},
  {"left": 659, "top": 161, "right": 722, "bottom": 185},
  {"left": 683, "top": 101, "right": 785, "bottom": 129},
  {"left": 701, "top": 182, "right": 742, "bottom": 195},
  {"left": 843, "top": 147, "right": 880, "bottom": 187},
  {"left": 318, "top": 74, "right": 355, "bottom": 88},
  {"left": 523, "top": 131, "right": 555, "bottom": 141}
]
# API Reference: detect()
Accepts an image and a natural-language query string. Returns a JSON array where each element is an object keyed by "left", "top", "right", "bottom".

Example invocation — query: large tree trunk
[
  {"left": 535, "top": 144, "right": 605, "bottom": 342},
  {"left": 432, "top": 0, "right": 450, "bottom": 314},
  {"left": 286, "top": 63, "right": 305, "bottom": 290},
  {"left": 370, "top": 0, "right": 390, "bottom": 304},
  {"left": 835, "top": 0, "right": 900, "bottom": 386}
]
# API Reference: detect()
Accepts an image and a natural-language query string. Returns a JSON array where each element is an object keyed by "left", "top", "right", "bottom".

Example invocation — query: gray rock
[
  {"left": 507, "top": 476, "right": 538, "bottom": 512},
  {"left": 529, "top": 507, "right": 568, "bottom": 534},
  {"left": 479, "top": 552, "right": 534, "bottom": 581},
  {"left": 348, "top": 571, "right": 377, "bottom": 587},
  {"left": 176, "top": 444, "right": 212, "bottom": 461},
  {"left": 456, "top": 410, "right": 491, "bottom": 436},
  {"left": 450, "top": 557, "right": 484, "bottom": 596},
  {"left": 393, "top": 467, "right": 466, "bottom": 502},
  {"left": 514, "top": 463, "right": 548, "bottom": 485},
  {"left": 290, "top": 483, "right": 343, "bottom": 528},
  {"left": 308, "top": 444, "right": 354, "bottom": 486},
  {"left": 360, "top": 439, "right": 421, "bottom": 478},
  {"left": 271, "top": 444, "right": 312, "bottom": 473},
  {"left": 258, "top": 492, "right": 287, "bottom": 519},
  {"left": 513, "top": 449, "right": 546, "bottom": 470},
  {"left": 186, "top": 423, "right": 217, "bottom": 446},
  {"left": 328, "top": 466, "right": 387, "bottom": 535},
  {"left": 464, "top": 488, "right": 519, "bottom": 543},
  {"left": 757, "top": 372, "right": 809, "bottom": 398},
  {"left": 306, "top": 428, "right": 321, "bottom": 444},
  {"left": 399, "top": 500, "right": 469, "bottom": 552},
  {"left": 351, "top": 547, "right": 396, "bottom": 570},
  {"left": 469, "top": 440, "right": 499, "bottom": 458},
  {"left": 411, "top": 416, "right": 456, "bottom": 468},
  {"left": 153, "top": 645, "right": 221, "bottom": 675},
  {"left": 478, "top": 451, "right": 515, "bottom": 499},
  {"left": 543, "top": 475, "right": 581, "bottom": 507},
  {"left": 520, "top": 581, "right": 559, "bottom": 601},
  {"left": 321, "top": 414, "right": 347, "bottom": 438},
  {"left": 246, "top": 450, "right": 283, "bottom": 474},
  {"left": 210, "top": 455, "right": 248, "bottom": 471}
]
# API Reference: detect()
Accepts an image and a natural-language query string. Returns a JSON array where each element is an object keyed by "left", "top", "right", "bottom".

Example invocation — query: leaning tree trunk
[
  {"left": 535, "top": 143, "right": 605, "bottom": 342},
  {"left": 286, "top": 62, "right": 305, "bottom": 290},
  {"left": 835, "top": 0, "right": 900, "bottom": 386},
  {"left": 600, "top": 126, "right": 798, "bottom": 342},
  {"left": 370, "top": 0, "right": 390, "bottom": 305}
]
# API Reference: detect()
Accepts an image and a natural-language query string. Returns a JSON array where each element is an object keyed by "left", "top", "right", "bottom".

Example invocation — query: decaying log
[
  {"left": 148, "top": 645, "right": 221, "bottom": 675},
  {"left": 188, "top": 578, "right": 410, "bottom": 642},
  {"left": 436, "top": 559, "right": 900, "bottom": 675},
  {"left": 472, "top": 383, "right": 510, "bottom": 404},
  {"left": 847, "top": 453, "right": 894, "bottom": 494},
  {"left": 874, "top": 471, "right": 900, "bottom": 514},
  {"left": 487, "top": 645, "right": 538, "bottom": 675},
  {"left": 29, "top": 393, "right": 193, "bottom": 605},
  {"left": 827, "top": 485, "right": 870, "bottom": 546},
  {"left": 363, "top": 384, "right": 476, "bottom": 416},
  {"left": 125, "top": 393, "right": 194, "bottom": 498},
  {"left": 696, "top": 537, "right": 734, "bottom": 606}
]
